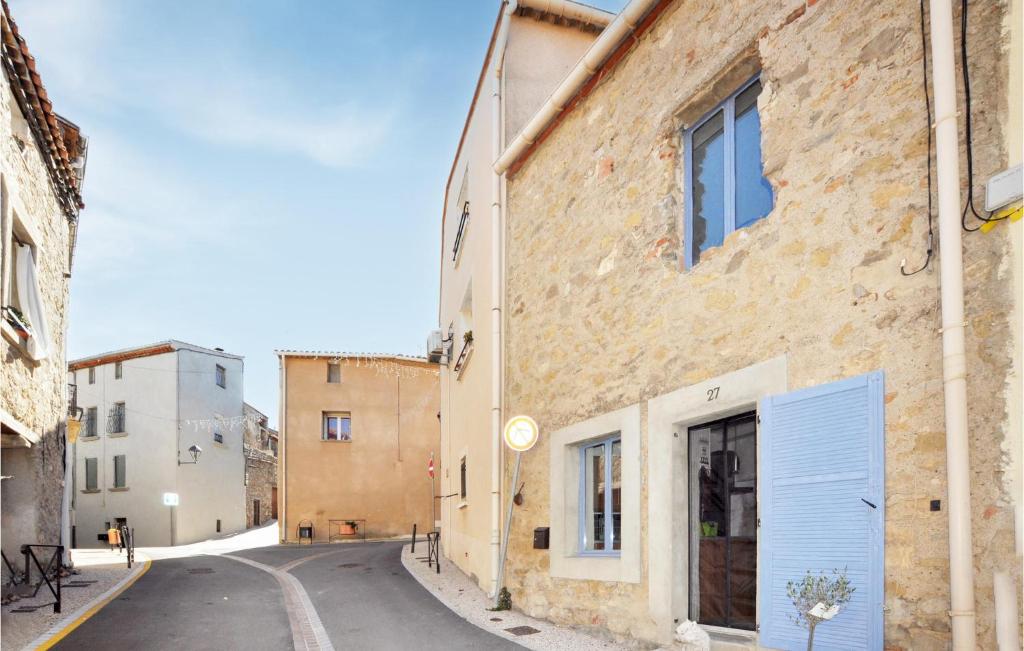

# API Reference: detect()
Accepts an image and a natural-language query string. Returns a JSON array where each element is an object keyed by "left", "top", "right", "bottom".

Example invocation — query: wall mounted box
[{"left": 533, "top": 527, "right": 550, "bottom": 549}]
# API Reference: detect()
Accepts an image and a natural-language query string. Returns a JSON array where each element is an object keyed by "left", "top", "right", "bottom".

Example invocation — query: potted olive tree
[{"left": 787, "top": 568, "right": 854, "bottom": 651}]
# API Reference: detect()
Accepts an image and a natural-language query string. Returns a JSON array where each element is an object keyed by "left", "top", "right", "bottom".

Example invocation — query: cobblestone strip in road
[{"left": 222, "top": 554, "right": 334, "bottom": 651}]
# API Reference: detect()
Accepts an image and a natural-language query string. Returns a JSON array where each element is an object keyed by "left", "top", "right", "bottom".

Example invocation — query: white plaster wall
[
  {"left": 174, "top": 349, "right": 245, "bottom": 545},
  {"left": 70, "top": 352, "right": 178, "bottom": 547},
  {"left": 438, "top": 10, "right": 604, "bottom": 592}
]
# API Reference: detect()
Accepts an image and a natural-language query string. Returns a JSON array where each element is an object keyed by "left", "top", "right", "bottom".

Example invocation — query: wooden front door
[
  {"left": 271, "top": 487, "right": 278, "bottom": 519},
  {"left": 253, "top": 499, "right": 261, "bottom": 527}
]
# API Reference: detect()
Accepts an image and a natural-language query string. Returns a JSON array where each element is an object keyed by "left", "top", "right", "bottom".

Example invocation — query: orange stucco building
[{"left": 276, "top": 352, "right": 440, "bottom": 543}]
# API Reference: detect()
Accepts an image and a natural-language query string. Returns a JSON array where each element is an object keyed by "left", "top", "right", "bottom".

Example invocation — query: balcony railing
[
  {"left": 453, "top": 338, "right": 473, "bottom": 375},
  {"left": 452, "top": 201, "right": 469, "bottom": 261},
  {"left": 67, "top": 384, "right": 80, "bottom": 419}
]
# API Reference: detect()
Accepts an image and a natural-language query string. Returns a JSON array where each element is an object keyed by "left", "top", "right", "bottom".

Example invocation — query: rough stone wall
[
  {"left": 245, "top": 449, "right": 278, "bottom": 528},
  {"left": 503, "top": 0, "right": 1017, "bottom": 647},
  {"left": 0, "top": 65, "right": 72, "bottom": 559}
]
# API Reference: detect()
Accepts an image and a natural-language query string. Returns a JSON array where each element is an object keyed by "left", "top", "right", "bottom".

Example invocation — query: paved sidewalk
[
  {"left": 2, "top": 548, "right": 145, "bottom": 651},
  {"left": 400, "top": 544, "right": 635, "bottom": 650}
]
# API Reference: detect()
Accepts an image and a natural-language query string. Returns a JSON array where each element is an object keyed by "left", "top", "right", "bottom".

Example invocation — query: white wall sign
[
  {"left": 503, "top": 415, "right": 539, "bottom": 452},
  {"left": 163, "top": 492, "right": 180, "bottom": 506}
]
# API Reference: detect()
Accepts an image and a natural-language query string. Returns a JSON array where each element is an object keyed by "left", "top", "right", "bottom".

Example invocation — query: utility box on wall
[{"left": 533, "top": 527, "right": 550, "bottom": 550}]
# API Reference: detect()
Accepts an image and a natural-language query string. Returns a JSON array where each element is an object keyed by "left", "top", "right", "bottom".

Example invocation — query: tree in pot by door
[{"left": 786, "top": 568, "right": 854, "bottom": 651}]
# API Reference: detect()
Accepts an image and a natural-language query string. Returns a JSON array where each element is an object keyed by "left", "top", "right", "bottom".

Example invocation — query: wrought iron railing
[
  {"left": 108, "top": 403, "right": 125, "bottom": 434},
  {"left": 452, "top": 201, "right": 469, "bottom": 261}
]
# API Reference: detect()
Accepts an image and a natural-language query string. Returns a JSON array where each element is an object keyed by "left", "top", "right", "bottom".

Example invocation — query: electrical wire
[
  {"left": 902, "top": 0, "right": 935, "bottom": 276},
  {"left": 958, "top": 0, "right": 1007, "bottom": 231}
]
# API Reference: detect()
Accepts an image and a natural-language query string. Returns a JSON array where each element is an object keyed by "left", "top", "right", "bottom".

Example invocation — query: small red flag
[{"left": 428, "top": 452, "right": 435, "bottom": 479}]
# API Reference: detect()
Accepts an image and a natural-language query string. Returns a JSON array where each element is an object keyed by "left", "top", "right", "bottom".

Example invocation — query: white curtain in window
[{"left": 15, "top": 243, "right": 52, "bottom": 361}]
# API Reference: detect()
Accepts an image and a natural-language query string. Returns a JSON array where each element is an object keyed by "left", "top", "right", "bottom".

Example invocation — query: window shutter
[
  {"left": 85, "top": 458, "right": 97, "bottom": 490},
  {"left": 114, "top": 455, "right": 126, "bottom": 488},
  {"left": 758, "top": 371, "right": 884, "bottom": 650}
]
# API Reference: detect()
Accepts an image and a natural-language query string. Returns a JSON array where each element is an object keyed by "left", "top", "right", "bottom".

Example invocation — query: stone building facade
[
  {"left": 496, "top": 0, "right": 1021, "bottom": 648},
  {"left": 1, "top": 2, "right": 87, "bottom": 564},
  {"left": 243, "top": 402, "right": 278, "bottom": 528}
]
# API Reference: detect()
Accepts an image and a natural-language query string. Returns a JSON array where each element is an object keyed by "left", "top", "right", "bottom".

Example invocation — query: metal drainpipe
[
  {"left": 489, "top": 0, "right": 516, "bottom": 599},
  {"left": 928, "top": 0, "right": 976, "bottom": 647}
]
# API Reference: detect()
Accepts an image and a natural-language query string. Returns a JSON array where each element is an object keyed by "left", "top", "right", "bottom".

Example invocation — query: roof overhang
[{"left": 1, "top": 407, "right": 40, "bottom": 448}]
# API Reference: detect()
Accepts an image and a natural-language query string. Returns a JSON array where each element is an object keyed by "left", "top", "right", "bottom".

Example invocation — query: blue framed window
[
  {"left": 684, "top": 76, "right": 773, "bottom": 268},
  {"left": 579, "top": 435, "right": 621, "bottom": 554}
]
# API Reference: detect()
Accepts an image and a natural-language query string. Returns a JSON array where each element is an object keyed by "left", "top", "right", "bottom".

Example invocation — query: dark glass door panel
[{"left": 689, "top": 413, "right": 757, "bottom": 630}]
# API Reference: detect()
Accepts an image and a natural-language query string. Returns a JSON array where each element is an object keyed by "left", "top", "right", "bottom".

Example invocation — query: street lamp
[{"left": 178, "top": 444, "right": 202, "bottom": 465}]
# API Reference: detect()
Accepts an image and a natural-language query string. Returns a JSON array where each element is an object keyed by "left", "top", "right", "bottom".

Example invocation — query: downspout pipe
[
  {"left": 489, "top": 0, "right": 516, "bottom": 600},
  {"left": 495, "top": 0, "right": 659, "bottom": 175},
  {"left": 928, "top": 0, "right": 976, "bottom": 647}
]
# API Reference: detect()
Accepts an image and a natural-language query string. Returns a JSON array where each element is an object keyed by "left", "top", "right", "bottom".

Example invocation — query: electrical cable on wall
[
  {"left": 958, "top": 0, "right": 1008, "bottom": 232},
  {"left": 902, "top": 0, "right": 935, "bottom": 276}
]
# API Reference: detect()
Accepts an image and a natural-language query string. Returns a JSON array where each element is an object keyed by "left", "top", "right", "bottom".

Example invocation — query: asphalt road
[{"left": 55, "top": 541, "right": 522, "bottom": 650}]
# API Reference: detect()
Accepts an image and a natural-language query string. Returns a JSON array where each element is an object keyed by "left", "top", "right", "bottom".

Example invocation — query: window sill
[
  {"left": 78, "top": 435, "right": 100, "bottom": 442},
  {"left": 575, "top": 551, "right": 622, "bottom": 559},
  {"left": 108, "top": 432, "right": 128, "bottom": 438},
  {"left": 80, "top": 489, "right": 101, "bottom": 494},
  {"left": 457, "top": 501, "right": 468, "bottom": 510},
  {"left": 108, "top": 487, "right": 130, "bottom": 492},
  {"left": 1, "top": 319, "right": 34, "bottom": 360}
]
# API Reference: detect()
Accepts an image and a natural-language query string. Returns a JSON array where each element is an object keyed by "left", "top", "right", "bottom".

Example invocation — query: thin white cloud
[{"left": 10, "top": 0, "right": 396, "bottom": 168}]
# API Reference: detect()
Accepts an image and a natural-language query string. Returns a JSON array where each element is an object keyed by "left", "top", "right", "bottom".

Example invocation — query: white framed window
[
  {"left": 215, "top": 364, "right": 226, "bottom": 388},
  {"left": 0, "top": 180, "right": 52, "bottom": 361},
  {"left": 84, "top": 407, "right": 98, "bottom": 438},
  {"left": 322, "top": 412, "right": 351, "bottom": 442},
  {"left": 88, "top": 367, "right": 95, "bottom": 384},
  {"left": 579, "top": 435, "right": 621, "bottom": 555},
  {"left": 548, "top": 404, "right": 641, "bottom": 583},
  {"left": 683, "top": 76, "right": 773, "bottom": 268},
  {"left": 114, "top": 361, "right": 123, "bottom": 379},
  {"left": 109, "top": 402, "right": 126, "bottom": 434}
]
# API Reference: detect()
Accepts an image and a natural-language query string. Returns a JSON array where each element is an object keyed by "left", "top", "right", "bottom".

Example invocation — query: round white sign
[{"left": 503, "top": 415, "right": 539, "bottom": 452}]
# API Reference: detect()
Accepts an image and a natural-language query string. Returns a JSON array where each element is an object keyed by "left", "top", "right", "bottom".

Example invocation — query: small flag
[{"left": 428, "top": 452, "right": 435, "bottom": 479}]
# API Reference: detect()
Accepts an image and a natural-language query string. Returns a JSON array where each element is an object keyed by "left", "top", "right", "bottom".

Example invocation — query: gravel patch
[
  {"left": 401, "top": 543, "right": 634, "bottom": 651},
  {"left": 2, "top": 551, "right": 143, "bottom": 651}
]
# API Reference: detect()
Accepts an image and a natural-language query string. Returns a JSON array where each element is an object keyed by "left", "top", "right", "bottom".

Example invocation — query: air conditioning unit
[{"left": 427, "top": 330, "right": 446, "bottom": 364}]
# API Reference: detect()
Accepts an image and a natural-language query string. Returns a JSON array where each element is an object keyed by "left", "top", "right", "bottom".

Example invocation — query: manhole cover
[
  {"left": 490, "top": 617, "right": 503, "bottom": 622},
  {"left": 505, "top": 626, "right": 541, "bottom": 636},
  {"left": 187, "top": 568, "right": 215, "bottom": 574},
  {"left": 337, "top": 563, "right": 361, "bottom": 569}
]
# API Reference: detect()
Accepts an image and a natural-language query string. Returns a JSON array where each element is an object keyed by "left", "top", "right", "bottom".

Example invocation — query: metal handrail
[
  {"left": 452, "top": 201, "right": 470, "bottom": 261},
  {"left": 19, "top": 545, "right": 62, "bottom": 613}
]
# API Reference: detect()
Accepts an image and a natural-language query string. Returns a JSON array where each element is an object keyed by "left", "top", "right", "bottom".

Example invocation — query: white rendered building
[{"left": 67, "top": 340, "right": 246, "bottom": 547}]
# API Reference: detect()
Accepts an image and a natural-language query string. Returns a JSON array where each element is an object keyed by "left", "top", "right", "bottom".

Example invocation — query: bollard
[{"left": 411, "top": 523, "right": 417, "bottom": 553}]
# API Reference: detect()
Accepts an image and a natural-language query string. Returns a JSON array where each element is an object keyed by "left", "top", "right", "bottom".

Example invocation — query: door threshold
[{"left": 700, "top": 624, "right": 757, "bottom": 649}]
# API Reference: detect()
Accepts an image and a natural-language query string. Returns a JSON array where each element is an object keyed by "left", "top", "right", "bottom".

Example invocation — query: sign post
[
  {"left": 163, "top": 493, "right": 179, "bottom": 546},
  {"left": 494, "top": 416, "right": 539, "bottom": 608},
  {"left": 428, "top": 452, "right": 436, "bottom": 532}
]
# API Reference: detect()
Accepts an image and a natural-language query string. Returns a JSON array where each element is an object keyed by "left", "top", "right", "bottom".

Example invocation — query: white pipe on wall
[
  {"left": 928, "top": 0, "right": 977, "bottom": 647},
  {"left": 494, "top": 0, "right": 659, "bottom": 175},
  {"left": 489, "top": 0, "right": 516, "bottom": 600}
]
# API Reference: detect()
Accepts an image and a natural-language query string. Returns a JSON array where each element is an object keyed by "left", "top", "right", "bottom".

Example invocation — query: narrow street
[{"left": 53, "top": 541, "right": 522, "bottom": 650}]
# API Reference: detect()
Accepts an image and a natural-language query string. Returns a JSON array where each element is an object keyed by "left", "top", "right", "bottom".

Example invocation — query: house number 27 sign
[{"left": 503, "top": 415, "right": 539, "bottom": 452}]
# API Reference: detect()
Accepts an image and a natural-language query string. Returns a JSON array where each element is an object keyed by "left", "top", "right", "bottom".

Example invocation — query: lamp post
[{"left": 178, "top": 444, "right": 202, "bottom": 466}]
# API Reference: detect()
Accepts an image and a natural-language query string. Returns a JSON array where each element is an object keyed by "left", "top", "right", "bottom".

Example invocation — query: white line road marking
[{"left": 222, "top": 554, "right": 334, "bottom": 651}]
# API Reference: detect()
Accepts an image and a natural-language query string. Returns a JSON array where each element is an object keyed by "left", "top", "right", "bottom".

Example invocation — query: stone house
[
  {"left": 276, "top": 352, "right": 439, "bottom": 543},
  {"left": 243, "top": 402, "right": 278, "bottom": 528},
  {"left": 488, "top": 0, "right": 1021, "bottom": 649},
  {"left": 1, "top": 1, "right": 87, "bottom": 564},
  {"left": 434, "top": 0, "right": 613, "bottom": 600}
]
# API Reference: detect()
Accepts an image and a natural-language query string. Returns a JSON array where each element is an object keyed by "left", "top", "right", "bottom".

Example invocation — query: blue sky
[{"left": 11, "top": 0, "right": 623, "bottom": 426}]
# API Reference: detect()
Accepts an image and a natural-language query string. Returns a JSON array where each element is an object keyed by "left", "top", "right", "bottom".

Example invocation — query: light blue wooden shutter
[{"left": 758, "top": 370, "right": 884, "bottom": 650}]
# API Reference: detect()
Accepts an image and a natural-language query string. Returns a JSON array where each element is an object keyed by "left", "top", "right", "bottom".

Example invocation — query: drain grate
[
  {"left": 505, "top": 626, "right": 541, "bottom": 636},
  {"left": 10, "top": 606, "right": 42, "bottom": 613},
  {"left": 490, "top": 617, "right": 503, "bottom": 622},
  {"left": 187, "top": 568, "right": 215, "bottom": 574},
  {"left": 337, "top": 563, "right": 361, "bottom": 569}
]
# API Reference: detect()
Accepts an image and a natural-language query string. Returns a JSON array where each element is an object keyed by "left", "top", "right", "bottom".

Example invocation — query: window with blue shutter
[{"left": 758, "top": 370, "right": 884, "bottom": 650}]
